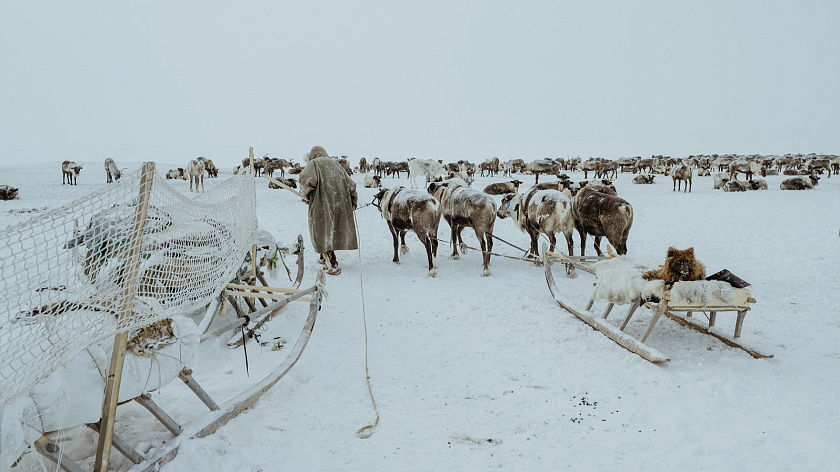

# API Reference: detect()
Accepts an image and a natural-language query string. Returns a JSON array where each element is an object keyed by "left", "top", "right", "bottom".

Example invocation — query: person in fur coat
[{"left": 298, "top": 146, "right": 358, "bottom": 275}]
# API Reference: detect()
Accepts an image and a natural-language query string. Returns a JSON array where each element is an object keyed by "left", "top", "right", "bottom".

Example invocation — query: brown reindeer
[
  {"left": 672, "top": 165, "right": 692, "bottom": 192},
  {"left": 596, "top": 161, "right": 619, "bottom": 179},
  {"left": 571, "top": 184, "right": 633, "bottom": 256},
  {"left": 483, "top": 180, "right": 523, "bottom": 195},
  {"left": 428, "top": 180, "right": 496, "bottom": 276},
  {"left": 524, "top": 159, "right": 560, "bottom": 184},
  {"left": 374, "top": 187, "right": 441, "bottom": 277}
]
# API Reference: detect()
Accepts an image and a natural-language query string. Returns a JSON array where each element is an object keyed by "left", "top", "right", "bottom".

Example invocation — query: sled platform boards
[{"left": 542, "top": 245, "right": 773, "bottom": 363}]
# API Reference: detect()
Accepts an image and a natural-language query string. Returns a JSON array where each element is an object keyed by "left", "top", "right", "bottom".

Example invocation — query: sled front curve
[{"left": 541, "top": 244, "right": 670, "bottom": 363}]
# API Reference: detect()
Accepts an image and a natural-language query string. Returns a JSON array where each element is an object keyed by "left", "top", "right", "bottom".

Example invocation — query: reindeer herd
[
  {"left": 21, "top": 151, "right": 833, "bottom": 278},
  {"left": 347, "top": 152, "right": 837, "bottom": 278}
]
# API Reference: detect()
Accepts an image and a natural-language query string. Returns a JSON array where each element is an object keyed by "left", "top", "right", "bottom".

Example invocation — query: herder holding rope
[{"left": 298, "top": 145, "right": 359, "bottom": 275}]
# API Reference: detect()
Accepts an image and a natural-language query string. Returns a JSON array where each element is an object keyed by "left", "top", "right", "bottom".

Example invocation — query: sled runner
[{"left": 541, "top": 244, "right": 773, "bottom": 363}]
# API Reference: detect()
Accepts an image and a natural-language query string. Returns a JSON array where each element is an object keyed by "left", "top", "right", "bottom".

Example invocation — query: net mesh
[{"left": 0, "top": 163, "right": 257, "bottom": 409}]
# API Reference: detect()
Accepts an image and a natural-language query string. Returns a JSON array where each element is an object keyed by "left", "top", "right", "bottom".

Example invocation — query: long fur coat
[{"left": 298, "top": 147, "right": 358, "bottom": 253}]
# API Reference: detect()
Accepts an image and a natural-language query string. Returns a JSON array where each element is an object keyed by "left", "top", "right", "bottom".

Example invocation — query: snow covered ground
[{"left": 2, "top": 159, "right": 840, "bottom": 471}]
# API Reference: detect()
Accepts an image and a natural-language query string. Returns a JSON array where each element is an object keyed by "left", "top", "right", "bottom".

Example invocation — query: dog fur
[{"left": 642, "top": 247, "right": 706, "bottom": 287}]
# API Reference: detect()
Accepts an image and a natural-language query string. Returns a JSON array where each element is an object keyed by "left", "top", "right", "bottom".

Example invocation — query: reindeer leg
[
  {"left": 400, "top": 231, "right": 409, "bottom": 254},
  {"left": 457, "top": 227, "right": 467, "bottom": 255},
  {"left": 593, "top": 236, "right": 604, "bottom": 257},
  {"left": 563, "top": 231, "right": 577, "bottom": 277},
  {"left": 421, "top": 233, "right": 437, "bottom": 277},
  {"left": 579, "top": 230, "right": 587, "bottom": 257},
  {"left": 449, "top": 224, "right": 459, "bottom": 259},
  {"left": 388, "top": 223, "right": 400, "bottom": 264},
  {"left": 476, "top": 230, "right": 491, "bottom": 277}
]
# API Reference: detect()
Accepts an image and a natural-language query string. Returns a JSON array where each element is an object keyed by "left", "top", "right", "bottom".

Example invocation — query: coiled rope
[{"left": 353, "top": 208, "right": 379, "bottom": 439}]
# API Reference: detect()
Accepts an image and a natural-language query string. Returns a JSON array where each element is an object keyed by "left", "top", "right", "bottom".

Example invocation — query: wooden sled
[
  {"left": 33, "top": 269, "right": 326, "bottom": 472},
  {"left": 542, "top": 244, "right": 773, "bottom": 363}
]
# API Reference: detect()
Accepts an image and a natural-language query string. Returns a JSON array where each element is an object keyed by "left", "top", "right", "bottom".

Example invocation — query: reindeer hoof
[
  {"left": 481, "top": 268, "right": 491, "bottom": 277},
  {"left": 400, "top": 245, "right": 409, "bottom": 255},
  {"left": 565, "top": 266, "right": 578, "bottom": 278},
  {"left": 427, "top": 269, "right": 438, "bottom": 278},
  {"left": 450, "top": 254, "right": 459, "bottom": 260}
]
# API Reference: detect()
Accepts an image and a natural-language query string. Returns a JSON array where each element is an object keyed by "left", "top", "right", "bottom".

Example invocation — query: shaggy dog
[{"left": 642, "top": 247, "right": 706, "bottom": 288}]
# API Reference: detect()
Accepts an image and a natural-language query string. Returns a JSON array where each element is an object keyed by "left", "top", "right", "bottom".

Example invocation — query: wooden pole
[
  {"left": 94, "top": 162, "right": 155, "bottom": 472},
  {"left": 249, "top": 147, "right": 257, "bottom": 279},
  {"left": 264, "top": 174, "right": 308, "bottom": 201}
]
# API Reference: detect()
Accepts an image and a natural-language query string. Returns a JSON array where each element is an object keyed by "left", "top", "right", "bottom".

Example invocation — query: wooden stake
[{"left": 95, "top": 162, "right": 155, "bottom": 472}]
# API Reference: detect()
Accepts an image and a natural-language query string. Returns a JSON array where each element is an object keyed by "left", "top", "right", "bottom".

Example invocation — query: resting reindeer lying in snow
[
  {"left": 780, "top": 175, "right": 820, "bottom": 190},
  {"left": 632, "top": 174, "right": 655, "bottom": 184},
  {"left": 268, "top": 177, "right": 297, "bottom": 189},
  {"left": 364, "top": 175, "right": 382, "bottom": 188},
  {"left": 187, "top": 159, "right": 205, "bottom": 192},
  {"left": 427, "top": 180, "right": 496, "bottom": 276},
  {"left": 497, "top": 188, "right": 576, "bottom": 275},
  {"left": 167, "top": 168, "right": 187, "bottom": 180},
  {"left": 483, "top": 179, "right": 523, "bottom": 195},
  {"left": 373, "top": 187, "right": 441, "bottom": 277}
]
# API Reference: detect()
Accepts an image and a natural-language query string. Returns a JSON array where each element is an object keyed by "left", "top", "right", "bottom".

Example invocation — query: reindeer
[
  {"left": 780, "top": 175, "right": 820, "bottom": 190},
  {"left": 372, "top": 157, "right": 384, "bottom": 177},
  {"left": 364, "top": 175, "right": 382, "bottom": 188},
  {"left": 242, "top": 157, "right": 264, "bottom": 176},
  {"left": 497, "top": 188, "right": 575, "bottom": 271},
  {"left": 524, "top": 159, "right": 560, "bottom": 184},
  {"left": 197, "top": 157, "right": 218, "bottom": 177},
  {"left": 633, "top": 158, "right": 654, "bottom": 174},
  {"left": 104, "top": 158, "right": 121, "bottom": 183},
  {"left": 596, "top": 161, "right": 619, "bottom": 180},
  {"left": 0, "top": 185, "right": 19, "bottom": 200},
  {"left": 728, "top": 159, "right": 763, "bottom": 181},
  {"left": 578, "top": 159, "right": 600, "bottom": 179},
  {"left": 632, "top": 174, "right": 655, "bottom": 184},
  {"left": 187, "top": 159, "right": 205, "bottom": 192},
  {"left": 571, "top": 183, "right": 633, "bottom": 256},
  {"left": 62, "top": 161, "right": 82, "bottom": 185},
  {"left": 806, "top": 158, "right": 832, "bottom": 177},
  {"left": 373, "top": 187, "right": 441, "bottom": 277},
  {"left": 268, "top": 177, "right": 297, "bottom": 189},
  {"left": 427, "top": 180, "right": 496, "bottom": 276},
  {"left": 483, "top": 180, "right": 523, "bottom": 195},
  {"left": 672, "top": 165, "right": 692, "bottom": 192},
  {"left": 408, "top": 158, "right": 447, "bottom": 188}
]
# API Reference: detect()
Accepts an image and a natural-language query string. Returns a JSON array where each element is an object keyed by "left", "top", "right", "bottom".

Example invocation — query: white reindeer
[
  {"left": 104, "top": 158, "right": 121, "bottom": 183},
  {"left": 187, "top": 159, "right": 205, "bottom": 192}
]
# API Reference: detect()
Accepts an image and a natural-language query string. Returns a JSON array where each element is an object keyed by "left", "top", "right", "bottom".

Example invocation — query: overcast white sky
[{"left": 1, "top": 1, "right": 838, "bottom": 167}]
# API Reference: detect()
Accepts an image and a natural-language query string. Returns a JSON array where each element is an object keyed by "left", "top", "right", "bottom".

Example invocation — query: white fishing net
[{"left": 0, "top": 163, "right": 257, "bottom": 410}]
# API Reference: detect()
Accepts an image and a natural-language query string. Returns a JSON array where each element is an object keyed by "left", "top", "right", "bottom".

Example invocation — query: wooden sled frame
[
  {"left": 34, "top": 270, "right": 326, "bottom": 472},
  {"left": 541, "top": 244, "right": 773, "bottom": 363}
]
